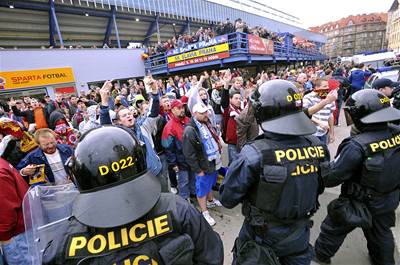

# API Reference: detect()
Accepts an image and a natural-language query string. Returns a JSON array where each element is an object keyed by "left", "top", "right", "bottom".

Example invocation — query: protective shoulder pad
[
  {"left": 150, "top": 193, "right": 182, "bottom": 234},
  {"left": 250, "top": 138, "right": 280, "bottom": 165}
]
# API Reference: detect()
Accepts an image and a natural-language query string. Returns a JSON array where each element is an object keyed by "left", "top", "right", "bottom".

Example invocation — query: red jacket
[
  {"left": 0, "top": 157, "right": 29, "bottom": 241},
  {"left": 223, "top": 105, "right": 242, "bottom": 145}
]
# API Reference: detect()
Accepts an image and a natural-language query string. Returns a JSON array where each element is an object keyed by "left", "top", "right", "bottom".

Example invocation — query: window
[{"left": 348, "top": 20, "right": 354, "bottom": 26}]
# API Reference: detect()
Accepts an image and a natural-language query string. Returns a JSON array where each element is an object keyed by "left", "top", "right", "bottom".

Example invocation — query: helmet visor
[
  {"left": 360, "top": 107, "right": 400, "bottom": 124},
  {"left": 72, "top": 171, "right": 161, "bottom": 228}
]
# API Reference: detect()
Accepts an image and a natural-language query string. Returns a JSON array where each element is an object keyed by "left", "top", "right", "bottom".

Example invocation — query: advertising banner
[
  {"left": 0, "top": 67, "right": 75, "bottom": 90},
  {"left": 248, "top": 35, "right": 274, "bottom": 55},
  {"left": 168, "top": 51, "right": 230, "bottom": 69},
  {"left": 167, "top": 43, "right": 229, "bottom": 64},
  {"left": 166, "top": 34, "right": 228, "bottom": 56}
]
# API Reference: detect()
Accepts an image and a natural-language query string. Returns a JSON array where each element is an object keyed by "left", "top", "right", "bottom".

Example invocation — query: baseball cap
[
  {"left": 171, "top": 99, "right": 183, "bottom": 109},
  {"left": 192, "top": 103, "right": 208, "bottom": 114},
  {"left": 372, "top": 78, "right": 395, "bottom": 90},
  {"left": 181, "top": 95, "right": 189, "bottom": 105}
]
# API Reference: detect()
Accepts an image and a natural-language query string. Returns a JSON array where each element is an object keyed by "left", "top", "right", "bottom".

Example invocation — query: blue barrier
[{"left": 145, "top": 32, "right": 326, "bottom": 75}]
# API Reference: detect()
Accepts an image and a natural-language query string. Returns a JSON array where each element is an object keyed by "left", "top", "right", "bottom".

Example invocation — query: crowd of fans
[
  {"left": 146, "top": 18, "right": 310, "bottom": 56},
  {"left": 1, "top": 60, "right": 376, "bottom": 264}
]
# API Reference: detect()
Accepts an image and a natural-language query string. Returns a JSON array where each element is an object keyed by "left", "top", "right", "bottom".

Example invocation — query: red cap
[
  {"left": 171, "top": 99, "right": 184, "bottom": 109},
  {"left": 181, "top": 95, "right": 188, "bottom": 104}
]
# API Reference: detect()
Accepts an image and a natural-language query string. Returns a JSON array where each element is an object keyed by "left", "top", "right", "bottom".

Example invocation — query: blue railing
[{"left": 145, "top": 32, "right": 326, "bottom": 74}]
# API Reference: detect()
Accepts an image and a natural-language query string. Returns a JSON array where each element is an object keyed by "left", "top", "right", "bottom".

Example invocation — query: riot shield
[{"left": 23, "top": 183, "right": 79, "bottom": 265}]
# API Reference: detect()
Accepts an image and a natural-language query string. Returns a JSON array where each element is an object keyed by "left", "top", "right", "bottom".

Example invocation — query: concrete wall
[{"left": 0, "top": 48, "right": 146, "bottom": 94}]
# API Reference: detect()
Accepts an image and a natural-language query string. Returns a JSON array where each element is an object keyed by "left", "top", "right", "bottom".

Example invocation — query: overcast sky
[{"left": 267, "top": 0, "right": 395, "bottom": 28}]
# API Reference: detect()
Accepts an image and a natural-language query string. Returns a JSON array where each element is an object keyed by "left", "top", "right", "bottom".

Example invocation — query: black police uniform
[
  {"left": 42, "top": 193, "right": 224, "bottom": 265},
  {"left": 315, "top": 89, "right": 400, "bottom": 265},
  {"left": 220, "top": 80, "right": 330, "bottom": 265},
  {"left": 39, "top": 126, "right": 224, "bottom": 265}
]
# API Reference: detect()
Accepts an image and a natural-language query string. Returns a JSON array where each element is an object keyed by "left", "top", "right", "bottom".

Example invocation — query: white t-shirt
[{"left": 44, "top": 150, "right": 69, "bottom": 185}]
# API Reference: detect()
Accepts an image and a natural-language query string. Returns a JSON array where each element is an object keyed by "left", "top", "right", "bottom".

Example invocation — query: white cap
[{"left": 192, "top": 103, "right": 208, "bottom": 114}]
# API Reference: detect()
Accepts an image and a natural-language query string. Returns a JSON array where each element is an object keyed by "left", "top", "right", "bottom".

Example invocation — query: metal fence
[{"left": 144, "top": 32, "right": 326, "bottom": 74}]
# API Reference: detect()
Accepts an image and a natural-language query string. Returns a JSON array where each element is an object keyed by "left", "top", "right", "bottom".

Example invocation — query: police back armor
[
  {"left": 344, "top": 125, "right": 400, "bottom": 194},
  {"left": 42, "top": 193, "right": 194, "bottom": 265},
  {"left": 245, "top": 135, "right": 328, "bottom": 223}
]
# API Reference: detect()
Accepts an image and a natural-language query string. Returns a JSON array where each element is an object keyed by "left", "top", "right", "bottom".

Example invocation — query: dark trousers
[
  {"left": 315, "top": 211, "right": 396, "bottom": 265},
  {"left": 233, "top": 221, "right": 314, "bottom": 265}
]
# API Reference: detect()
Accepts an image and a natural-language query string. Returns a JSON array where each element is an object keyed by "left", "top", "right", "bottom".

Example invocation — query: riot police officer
[
  {"left": 314, "top": 89, "right": 400, "bottom": 265},
  {"left": 28, "top": 126, "right": 223, "bottom": 265},
  {"left": 219, "top": 80, "right": 330, "bottom": 265}
]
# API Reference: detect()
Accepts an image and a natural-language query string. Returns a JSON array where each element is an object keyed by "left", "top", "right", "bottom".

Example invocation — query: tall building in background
[
  {"left": 310, "top": 13, "right": 387, "bottom": 58},
  {"left": 387, "top": 0, "right": 400, "bottom": 52}
]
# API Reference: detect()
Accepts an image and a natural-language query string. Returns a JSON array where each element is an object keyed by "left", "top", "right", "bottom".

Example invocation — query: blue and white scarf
[{"left": 193, "top": 118, "right": 222, "bottom": 170}]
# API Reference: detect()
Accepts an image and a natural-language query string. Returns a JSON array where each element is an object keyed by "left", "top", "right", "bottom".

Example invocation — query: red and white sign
[
  {"left": 248, "top": 35, "right": 274, "bottom": 55},
  {"left": 168, "top": 51, "right": 230, "bottom": 69}
]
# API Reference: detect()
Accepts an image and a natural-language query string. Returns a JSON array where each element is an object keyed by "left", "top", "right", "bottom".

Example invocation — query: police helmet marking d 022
[
  {"left": 345, "top": 89, "right": 400, "bottom": 129},
  {"left": 253, "top": 80, "right": 317, "bottom": 136},
  {"left": 69, "top": 126, "right": 161, "bottom": 228}
]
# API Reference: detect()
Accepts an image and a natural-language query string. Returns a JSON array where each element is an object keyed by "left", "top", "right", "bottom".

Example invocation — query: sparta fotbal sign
[{"left": 0, "top": 67, "right": 75, "bottom": 90}]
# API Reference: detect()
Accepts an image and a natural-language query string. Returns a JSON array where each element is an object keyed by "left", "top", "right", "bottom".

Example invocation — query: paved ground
[{"left": 206, "top": 112, "right": 400, "bottom": 265}]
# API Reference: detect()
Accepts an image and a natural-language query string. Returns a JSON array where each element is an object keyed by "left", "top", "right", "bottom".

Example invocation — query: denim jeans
[
  {"left": 228, "top": 144, "right": 239, "bottom": 165},
  {"left": 177, "top": 170, "right": 195, "bottom": 199},
  {"left": 2, "top": 232, "right": 30, "bottom": 265}
]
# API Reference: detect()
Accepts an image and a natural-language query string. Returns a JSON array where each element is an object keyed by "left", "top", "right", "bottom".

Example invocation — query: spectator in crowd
[
  {"left": 162, "top": 99, "right": 194, "bottom": 201},
  {"left": 211, "top": 80, "right": 224, "bottom": 133},
  {"left": 47, "top": 93, "right": 72, "bottom": 115},
  {"left": 349, "top": 63, "right": 371, "bottom": 94},
  {"left": 98, "top": 80, "right": 164, "bottom": 188},
  {"left": 71, "top": 98, "right": 87, "bottom": 129},
  {"left": 17, "top": 128, "right": 73, "bottom": 186},
  {"left": 331, "top": 68, "right": 350, "bottom": 125},
  {"left": 78, "top": 105, "right": 100, "bottom": 134},
  {"left": 158, "top": 94, "right": 178, "bottom": 193},
  {"left": 9, "top": 97, "right": 49, "bottom": 133},
  {"left": 183, "top": 103, "right": 223, "bottom": 226},
  {"left": 69, "top": 95, "right": 78, "bottom": 115},
  {"left": 111, "top": 82, "right": 121, "bottom": 99},
  {"left": 118, "top": 87, "right": 130, "bottom": 107},
  {"left": 48, "top": 109, "right": 78, "bottom": 146},
  {"left": 303, "top": 77, "right": 336, "bottom": 144},
  {"left": 221, "top": 72, "right": 243, "bottom": 164},
  {"left": 0, "top": 157, "right": 30, "bottom": 265},
  {"left": 296, "top": 73, "right": 313, "bottom": 93},
  {"left": 188, "top": 74, "right": 217, "bottom": 129}
]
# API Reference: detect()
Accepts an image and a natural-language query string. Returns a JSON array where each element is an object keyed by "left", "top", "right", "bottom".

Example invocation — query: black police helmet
[
  {"left": 252, "top": 80, "right": 316, "bottom": 136},
  {"left": 345, "top": 89, "right": 400, "bottom": 130},
  {"left": 69, "top": 126, "right": 161, "bottom": 228}
]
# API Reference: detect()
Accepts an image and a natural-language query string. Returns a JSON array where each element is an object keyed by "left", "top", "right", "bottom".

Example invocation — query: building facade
[
  {"left": 310, "top": 13, "right": 387, "bottom": 58},
  {"left": 387, "top": 0, "right": 400, "bottom": 53}
]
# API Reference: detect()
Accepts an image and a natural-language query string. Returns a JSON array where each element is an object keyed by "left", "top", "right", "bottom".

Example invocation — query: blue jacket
[
  {"left": 16, "top": 144, "right": 73, "bottom": 184},
  {"left": 99, "top": 100, "right": 162, "bottom": 177},
  {"left": 349, "top": 69, "right": 371, "bottom": 92}
]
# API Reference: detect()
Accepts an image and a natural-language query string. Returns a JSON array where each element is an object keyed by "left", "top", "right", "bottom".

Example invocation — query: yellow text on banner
[
  {"left": 167, "top": 43, "right": 229, "bottom": 64},
  {"left": 0, "top": 67, "right": 75, "bottom": 90}
]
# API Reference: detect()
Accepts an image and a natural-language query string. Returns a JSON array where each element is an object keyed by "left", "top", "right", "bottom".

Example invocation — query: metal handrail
[{"left": 145, "top": 32, "right": 326, "bottom": 72}]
